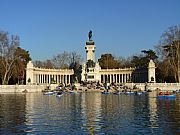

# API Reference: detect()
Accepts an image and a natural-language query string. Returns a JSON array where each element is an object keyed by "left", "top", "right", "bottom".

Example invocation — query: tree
[
  {"left": 0, "top": 31, "right": 31, "bottom": 84},
  {"left": 34, "top": 51, "right": 83, "bottom": 82},
  {"left": 130, "top": 49, "right": 158, "bottom": 68},
  {"left": 98, "top": 54, "right": 119, "bottom": 69},
  {"left": 51, "top": 51, "right": 83, "bottom": 69},
  {"left": 69, "top": 62, "right": 82, "bottom": 83},
  {"left": 0, "top": 31, "right": 19, "bottom": 84},
  {"left": 34, "top": 60, "right": 54, "bottom": 69},
  {"left": 117, "top": 56, "right": 132, "bottom": 68},
  {"left": 13, "top": 47, "right": 31, "bottom": 84},
  {"left": 156, "top": 25, "right": 180, "bottom": 82},
  {"left": 52, "top": 51, "right": 70, "bottom": 69},
  {"left": 141, "top": 49, "right": 158, "bottom": 61}
]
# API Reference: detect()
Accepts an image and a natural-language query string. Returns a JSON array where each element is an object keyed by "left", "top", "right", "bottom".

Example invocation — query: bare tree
[
  {"left": 156, "top": 25, "right": 180, "bottom": 82},
  {"left": 69, "top": 51, "right": 83, "bottom": 66},
  {"left": 34, "top": 60, "right": 54, "bottom": 69},
  {"left": 52, "top": 51, "right": 70, "bottom": 69},
  {"left": 0, "top": 31, "right": 19, "bottom": 84},
  {"left": 52, "top": 51, "right": 83, "bottom": 69}
]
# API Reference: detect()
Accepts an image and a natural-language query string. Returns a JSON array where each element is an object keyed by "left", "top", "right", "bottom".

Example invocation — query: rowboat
[
  {"left": 135, "top": 91, "right": 144, "bottom": 95},
  {"left": 158, "top": 95, "right": 176, "bottom": 99},
  {"left": 113, "top": 91, "right": 121, "bottom": 95},
  {"left": 125, "top": 91, "right": 135, "bottom": 95},
  {"left": 101, "top": 91, "right": 110, "bottom": 94}
]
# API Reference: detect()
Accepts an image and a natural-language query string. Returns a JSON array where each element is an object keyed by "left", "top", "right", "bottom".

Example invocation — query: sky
[{"left": 0, "top": 0, "right": 180, "bottom": 62}]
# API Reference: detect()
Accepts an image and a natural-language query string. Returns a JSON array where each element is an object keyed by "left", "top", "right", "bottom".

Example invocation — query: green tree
[
  {"left": 13, "top": 47, "right": 31, "bottom": 84},
  {"left": 69, "top": 62, "right": 82, "bottom": 83},
  {"left": 141, "top": 49, "right": 158, "bottom": 61},
  {"left": 98, "top": 54, "right": 119, "bottom": 69},
  {"left": 131, "top": 49, "right": 158, "bottom": 68}
]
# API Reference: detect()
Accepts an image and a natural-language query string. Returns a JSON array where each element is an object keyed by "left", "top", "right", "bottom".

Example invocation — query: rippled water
[{"left": 0, "top": 92, "right": 179, "bottom": 135}]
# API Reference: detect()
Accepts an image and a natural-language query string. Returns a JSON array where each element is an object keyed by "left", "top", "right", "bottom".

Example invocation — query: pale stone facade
[
  {"left": 85, "top": 40, "right": 96, "bottom": 62},
  {"left": 148, "top": 60, "right": 156, "bottom": 83},
  {"left": 26, "top": 61, "right": 74, "bottom": 85},
  {"left": 81, "top": 38, "right": 156, "bottom": 83},
  {"left": 100, "top": 68, "right": 134, "bottom": 84},
  {"left": 26, "top": 36, "right": 156, "bottom": 85}
]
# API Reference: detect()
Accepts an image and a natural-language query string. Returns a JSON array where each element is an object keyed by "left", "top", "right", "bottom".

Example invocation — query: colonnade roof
[
  {"left": 33, "top": 67, "right": 74, "bottom": 74},
  {"left": 100, "top": 67, "right": 135, "bottom": 72}
]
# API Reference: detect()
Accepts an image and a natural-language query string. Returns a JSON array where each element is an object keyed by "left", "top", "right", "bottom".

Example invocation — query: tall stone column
[
  {"left": 26, "top": 61, "right": 34, "bottom": 84},
  {"left": 148, "top": 59, "right": 156, "bottom": 83}
]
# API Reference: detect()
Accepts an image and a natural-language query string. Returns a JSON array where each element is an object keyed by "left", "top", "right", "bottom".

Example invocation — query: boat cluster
[
  {"left": 42, "top": 85, "right": 79, "bottom": 97},
  {"left": 101, "top": 89, "right": 147, "bottom": 95},
  {"left": 42, "top": 83, "right": 179, "bottom": 99}
]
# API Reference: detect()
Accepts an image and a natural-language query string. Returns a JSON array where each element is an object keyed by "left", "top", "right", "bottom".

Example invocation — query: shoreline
[{"left": 0, "top": 83, "right": 180, "bottom": 93}]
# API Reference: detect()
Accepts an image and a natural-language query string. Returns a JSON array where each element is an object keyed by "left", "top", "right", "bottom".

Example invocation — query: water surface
[{"left": 0, "top": 92, "right": 179, "bottom": 134}]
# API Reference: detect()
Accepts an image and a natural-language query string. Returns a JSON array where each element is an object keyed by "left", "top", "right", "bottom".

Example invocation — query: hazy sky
[{"left": 0, "top": 0, "right": 179, "bottom": 61}]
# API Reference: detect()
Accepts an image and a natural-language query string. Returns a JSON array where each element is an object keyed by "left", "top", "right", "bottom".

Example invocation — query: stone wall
[
  {"left": 0, "top": 83, "right": 180, "bottom": 93},
  {"left": 126, "top": 83, "right": 180, "bottom": 91},
  {"left": 0, "top": 85, "right": 47, "bottom": 93}
]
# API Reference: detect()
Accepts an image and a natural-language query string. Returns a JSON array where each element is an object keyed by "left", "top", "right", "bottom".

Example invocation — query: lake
[{"left": 0, "top": 92, "right": 179, "bottom": 135}]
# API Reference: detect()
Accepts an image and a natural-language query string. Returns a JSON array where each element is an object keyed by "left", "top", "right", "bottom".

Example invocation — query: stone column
[
  {"left": 124, "top": 74, "right": 126, "bottom": 83},
  {"left": 116, "top": 74, "right": 117, "bottom": 84},
  {"left": 26, "top": 61, "right": 34, "bottom": 84},
  {"left": 43, "top": 74, "right": 44, "bottom": 84},
  {"left": 118, "top": 74, "right": 119, "bottom": 83},
  {"left": 33, "top": 74, "right": 36, "bottom": 84},
  {"left": 39, "top": 74, "right": 40, "bottom": 84},
  {"left": 101, "top": 74, "right": 104, "bottom": 83},
  {"left": 48, "top": 75, "right": 50, "bottom": 84},
  {"left": 37, "top": 74, "right": 38, "bottom": 84},
  {"left": 148, "top": 59, "right": 156, "bottom": 83},
  {"left": 122, "top": 74, "right": 124, "bottom": 83},
  {"left": 68, "top": 75, "right": 70, "bottom": 84},
  {"left": 109, "top": 74, "right": 112, "bottom": 83}
]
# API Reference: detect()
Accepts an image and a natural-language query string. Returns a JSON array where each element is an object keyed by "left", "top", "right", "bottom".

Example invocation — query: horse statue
[{"left": 88, "top": 30, "right": 92, "bottom": 40}]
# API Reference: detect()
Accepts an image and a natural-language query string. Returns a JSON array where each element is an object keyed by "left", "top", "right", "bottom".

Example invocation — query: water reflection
[
  {"left": 0, "top": 94, "right": 28, "bottom": 134},
  {"left": 0, "top": 92, "right": 179, "bottom": 134}
]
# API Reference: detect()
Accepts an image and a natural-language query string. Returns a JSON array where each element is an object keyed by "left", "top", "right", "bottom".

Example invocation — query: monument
[{"left": 81, "top": 30, "right": 101, "bottom": 82}]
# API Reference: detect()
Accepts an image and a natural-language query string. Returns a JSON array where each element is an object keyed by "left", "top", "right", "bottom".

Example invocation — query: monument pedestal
[{"left": 74, "top": 83, "right": 80, "bottom": 90}]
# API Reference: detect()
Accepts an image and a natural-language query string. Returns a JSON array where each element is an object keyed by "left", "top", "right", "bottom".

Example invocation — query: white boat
[
  {"left": 125, "top": 91, "right": 135, "bottom": 95},
  {"left": 43, "top": 91, "right": 55, "bottom": 95},
  {"left": 56, "top": 94, "right": 63, "bottom": 98}
]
